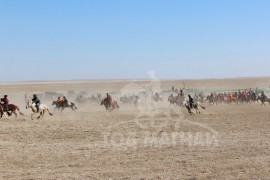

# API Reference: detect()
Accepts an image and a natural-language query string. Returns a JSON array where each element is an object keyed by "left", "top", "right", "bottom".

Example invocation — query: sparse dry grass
[{"left": 0, "top": 80, "right": 269, "bottom": 179}]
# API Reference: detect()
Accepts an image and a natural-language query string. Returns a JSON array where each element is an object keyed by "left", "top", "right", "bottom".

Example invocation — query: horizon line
[{"left": 0, "top": 75, "right": 270, "bottom": 85}]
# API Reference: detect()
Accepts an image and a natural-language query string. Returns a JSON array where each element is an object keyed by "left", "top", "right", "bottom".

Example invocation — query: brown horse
[
  {"left": 0, "top": 103, "right": 24, "bottom": 118},
  {"left": 100, "top": 99, "right": 119, "bottom": 111}
]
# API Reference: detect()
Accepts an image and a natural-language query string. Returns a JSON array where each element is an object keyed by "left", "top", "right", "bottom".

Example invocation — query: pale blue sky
[{"left": 0, "top": 0, "right": 269, "bottom": 81}]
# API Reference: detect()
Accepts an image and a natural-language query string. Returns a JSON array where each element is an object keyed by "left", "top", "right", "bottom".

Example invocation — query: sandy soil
[{"left": 0, "top": 78, "right": 269, "bottom": 179}]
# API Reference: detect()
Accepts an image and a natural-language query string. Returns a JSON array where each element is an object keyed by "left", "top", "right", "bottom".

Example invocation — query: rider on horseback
[
  {"left": 57, "top": 96, "right": 63, "bottom": 103},
  {"left": 32, "top": 94, "right": 40, "bottom": 112},
  {"left": 1, "top": 95, "right": 9, "bottom": 111},
  {"left": 63, "top": 96, "right": 70, "bottom": 107},
  {"left": 106, "top": 93, "right": 112, "bottom": 106},
  {"left": 188, "top": 94, "right": 194, "bottom": 108},
  {"left": 261, "top": 91, "right": 267, "bottom": 100},
  {"left": 180, "top": 89, "right": 184, "bottom": 97}
]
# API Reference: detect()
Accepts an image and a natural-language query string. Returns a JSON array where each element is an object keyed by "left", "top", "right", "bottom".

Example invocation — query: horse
[
  {"left": 52, "top": 101, "right": 78, "bottom": 111},
  {"left": 207, "top": 94, "right": 216, "bottom": 106},
  {"left": 89, "top": 95, "right": 102, "bottom": 104},
  {"left": 168, "top": 94, "right": 185, "bottom": 107},
  {"left": 100, "top": 99, "right": 119, "bottom": 111},
  {"left": 0, "top": 103, "right": 24, "bottom": 118},
  {"left": 184, "top": 100, "right": 206, "bottom": 115},
  {"left": 152, "top": 94, "right": 163, "bottom": 102},
  {"left": 257, "top": 96, "right": 270, "bottom": 106},
  {"left": 26, "top": 100, "right": 53, "bottom": 120}
]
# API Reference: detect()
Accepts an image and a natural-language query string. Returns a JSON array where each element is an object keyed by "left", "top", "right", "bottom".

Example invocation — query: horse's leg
[
  {"left": 41, "top": 110, "right": 46, "bottom": 119},
  {"left": 2, "top": 112, "right": 8, "bottom": 120},
  {"left": 70, "top": 105, "right": 75, "bottom": 111},
  {"left": 186, "top": 106, "right": 192, "bottom": 115},
  {"left": 31, "top": 113, "right": 35, "bottom": 120},
  {"left": 12, "top": 111, "right": 18, "bottom": 118},
  {"left": 37, "top": 111, "right": 42, "bottom": 119},
  {"left": 42, "top": 110, "right": 46, "bottom": 118},
  {"left": 73, "top": 105, "right": 77, "bottom": 111},
  {"left": 47, "top": 108, "right": 53, "bottom": 116}
]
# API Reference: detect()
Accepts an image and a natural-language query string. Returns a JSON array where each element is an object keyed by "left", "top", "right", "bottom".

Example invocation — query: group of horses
[
  {"left": 0, "top": 99, "right": 79, "bottom": 120},
  {"left": 0, "top": 100, "right": 55, "bottom": 120},
  {"left": 0, "top": 95, "right": 119, "bottom": 120},
  {"left": 206, "top": 91, "right": 270, "bottom": 106},
  {"left": 3, "top": 89, "right": 268, "bottom": 120},
  {"left": 75, "top": 94, "right": 103, "bottom": 105}
]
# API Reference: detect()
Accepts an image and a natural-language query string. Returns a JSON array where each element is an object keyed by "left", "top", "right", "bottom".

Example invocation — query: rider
[
  {"left": 194, "top": 93, "right": 198, "bottom": 100},
  {"left": 180, "top": 89, "right": 184, "bottom": 97},
  {"left": 1, "top": 95, "right": 9, "bottom": 111},
  {"left": 57, "top": 96, "right": 63, "bottom": 103},
  {"left": 188, "top": 94, "right": 194, "bottom": 108},
  {"left": 63, "top": 96, "right": 68, "bottom": 102},
  {"left": 62, "top": 96, "right": 69, "bottom": 106},
  {"left": 106, "top": 93, "right": 112, "bottom": 106},
  {"left": 261, "top": 91, "right": 267, "bottom": 99},
  {"left": 32, "top": 94, "right": 40, "bottom": 112}
]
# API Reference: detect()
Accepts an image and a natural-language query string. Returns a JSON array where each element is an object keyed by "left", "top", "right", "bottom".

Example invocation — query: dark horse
[
  {"left": 168, "top": 95, "right": 185, "bottom": 107},
  {"left": 52, "top": 101, "right": 78, "bottom": 111},
  {"left": 0, "top": 103, "right": 24, "bottom": 118},
  {"left": 257, "top": 96, "right": 270, "bottom": 106}
]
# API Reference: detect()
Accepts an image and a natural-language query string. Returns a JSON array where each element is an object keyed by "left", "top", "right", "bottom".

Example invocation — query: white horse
[
  {"left": 183, "top": 99, "right": 206, "bottom": 115},
  {"left": 26, "top": 100, "right": 53, "bottom": 120}
]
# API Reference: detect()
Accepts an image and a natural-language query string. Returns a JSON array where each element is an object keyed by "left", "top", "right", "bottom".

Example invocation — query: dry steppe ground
[{"left": 0, "top": 78, "right": 269, "bottom": 179}]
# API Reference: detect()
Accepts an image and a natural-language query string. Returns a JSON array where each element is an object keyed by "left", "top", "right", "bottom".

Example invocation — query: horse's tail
[
  {"left": 114, "top": 100, "right": 120, "bottom": 109},
  {"left": 200, "top": 104, "right": 206, "bottom": 110},
  {"left": 16, "top": 106, "right": 24, "bottom": 116}
]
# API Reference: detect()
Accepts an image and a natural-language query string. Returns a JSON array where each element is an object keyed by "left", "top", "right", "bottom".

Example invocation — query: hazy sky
[{"left": 0, "top": 0, "right": 269, "bottom": 81}]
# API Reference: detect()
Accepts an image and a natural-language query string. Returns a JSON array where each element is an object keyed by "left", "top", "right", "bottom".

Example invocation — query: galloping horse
[
  {"left": 168, "top": 95, "right": 185, "bottom": 107},
  {"left": 52, "top": 101, "right": 78, "bottom": 111},
  {"left": 26, "top": 100, "right": 53, "bottom": 120},
  {"left": 184, "top": 100, "right": 206, "bottom": 115},
  {"left": 100, "top": 99, "right": 119, "bottom": 111},
  {"left": 0, "top": 103, "right": 24, "bottom": 118},
  {"left": 257, "top": 96, "right": 270, "bottom": 106}
]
